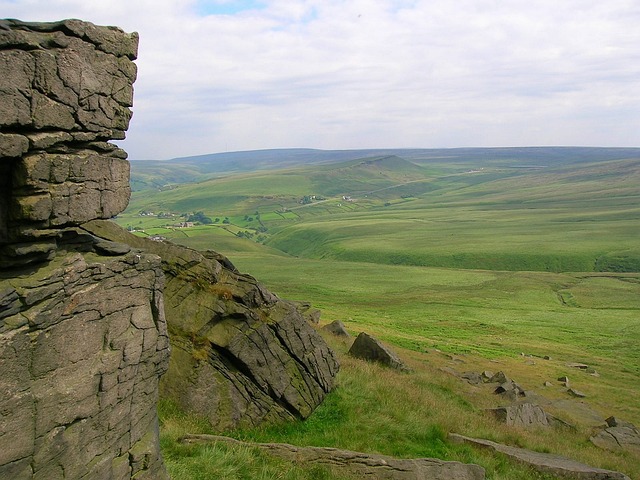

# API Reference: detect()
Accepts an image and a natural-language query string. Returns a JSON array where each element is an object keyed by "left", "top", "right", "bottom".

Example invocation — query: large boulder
[
  {"left": 0, "top": 248, "right": 170, "bottom": 480},
  {"left": 82, "top": 220, "right": 340, "bottom": 431}
]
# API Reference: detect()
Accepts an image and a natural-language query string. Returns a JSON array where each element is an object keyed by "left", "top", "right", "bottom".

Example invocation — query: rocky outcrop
[
  {"left": 450, "top": 433, "right": 631, "bottom": 480},
  {"left": 181, "top": 434, "right": 486, "bottom": 480},
  {"left": 0, "top": 19, "right": 136, "bottom": 268},
  {"left": 1, "top": 19, "right": 170, "bottom": 479},
  {"left": 348, "top": 331, "right": 407, "bottom": 371},
  {"left": 82, "top": 220, "right": 340, "bottom": 431}
]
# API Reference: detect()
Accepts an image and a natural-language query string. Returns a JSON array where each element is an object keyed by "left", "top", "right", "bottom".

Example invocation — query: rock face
[
  {"left": 1, "top": 19, "right": 170, "bottom": 479},
  {"left": 182, "top": 434, "right": 486, "bottom": 480},
  {"left": 0, "top": 251, "right": 170, "bottom": 479},
  {"left": 83, "top": 220, "right": 340, "bottom": 431},
  {"left": 0, "top": 19, "right": 136, "bottom": 269},
  {"left": 349, "top": 331, "right": 407, "bottom": 370}
]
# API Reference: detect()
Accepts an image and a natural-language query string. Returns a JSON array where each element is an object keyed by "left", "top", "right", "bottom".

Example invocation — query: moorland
[{"left": 115, "top": 147, "right": 640, "bottom": 479}]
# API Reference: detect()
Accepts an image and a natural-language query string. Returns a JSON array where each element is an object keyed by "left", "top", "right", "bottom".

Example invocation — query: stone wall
[{"left": 0, "top": 19, "right": 170, "bottom": 479}]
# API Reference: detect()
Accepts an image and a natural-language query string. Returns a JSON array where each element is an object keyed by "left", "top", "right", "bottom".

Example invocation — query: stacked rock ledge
[{"left": 1, "top": 18, "right": 137, "bottom": 268}]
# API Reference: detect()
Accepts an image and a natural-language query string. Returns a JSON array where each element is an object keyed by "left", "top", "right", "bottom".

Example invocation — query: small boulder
[
  {"left": 567, "top": 388, "right": 586, "bottom": 398},
  {"left": 321, "top": 320, "right": 351, "bottom": 338},
  {"left": 348, "top": 332, "right": 407, "bottom": 371},
  {"left": 494, "top": 380, "right": 526, "bottom": 400},
  {"left": 488, "top": 403, "right": 549, "bottom": 428},
  {"left": 461, "top": 372, "right": 484, "bottom": 385},
  {"left": 489, "top": 371, "right": 510, "bottom": 384},
  {"left": 567, "top": 362, "right": 589, "bottom": 369}
]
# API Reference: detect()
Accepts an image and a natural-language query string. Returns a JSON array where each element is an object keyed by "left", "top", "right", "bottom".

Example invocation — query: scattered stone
[
  {"left": 480, "top": 370, "right": 494, "bottom": 382},
  {"left": 568, "top": 388, "right": 586, "bottom": 398},
  {"left": 348, "top": 332, "right": 408, "bottom": 371},
  {"left": 449, "top": 433, "right": 631, "bottom": 480},
  {"left": 488, "top": 403, "right": 550, "bottom": 428},
  {"left": 590, "top": 417, "right": 640, "bottom": 454},
  {"left": 543, "top": 381, "right": 553, "bottom": 387},
  {"left": 543, "top": 355, "right": 551, "bottom": 360},
  {"left": 321, "top": 319, "right": 351, "bottom": 338},
  {"left": 606, "top": 416, "right": 635, "bottom": 428},
  {"left": 489, "top": 371, "right": 510, "bottom": 384},
  {"left": 558, "top": 376, "right": 570, "bottom": 387},
  {"left": 461, "top": 371, "right": 484, "bottom": 385},
  {"left": 182, "top": 435, "right": 486, "bottom": 480},
  {"left": 567, "top": 363, "right": 589, "bottom": 369},
  {"left": 494, "top": 380, "right": 526, "bottom": 400}
]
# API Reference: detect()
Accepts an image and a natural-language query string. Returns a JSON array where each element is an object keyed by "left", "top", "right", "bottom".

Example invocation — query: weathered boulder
[
  {"left": 590, "top": 417, "right": 640, "bottom": 454},
  {"left": 349, "top": 331, "right": 408, "bottom": 371},
  {"left": 322, "top": 319, "right": 351, "bottom": 337},
  {"left": 182, "top": 434, "right": 486, "bottom": 480},
  {"left": 82, "top": 220, "right": 340, "bottom": 431},
  {"left": 450, "top": 433, "right": 631, "bottom": 480},
  {"left": 0, "top": 250, "right": 170, "bottom": 480},
  {"left": 0, "top": 19, "right": 136, "bottom": 268}
]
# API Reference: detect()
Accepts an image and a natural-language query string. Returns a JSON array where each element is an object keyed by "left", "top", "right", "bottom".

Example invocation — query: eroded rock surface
[
  {"left": 181, "top": 434, "right": 486, "bottom": 480},
  {"left": 0, "top": 19, "right": 136, "bottom": 268},
  {"left": 450, "top": 433, "right": 631, "bottom": 480},
  {"left": 590, "top": 417, "right": 640, "bottom": 454},
  {"left": 0, "top": 251, "right": 170, "bottom": 479},
  {"left": 83, "top": 220, "right": 340, "bottom": 430}
]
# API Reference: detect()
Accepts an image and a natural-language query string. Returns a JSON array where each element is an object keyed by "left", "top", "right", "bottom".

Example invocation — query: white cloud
[{"left": 2, "top": 0, "right": 639, "bottom": 158}]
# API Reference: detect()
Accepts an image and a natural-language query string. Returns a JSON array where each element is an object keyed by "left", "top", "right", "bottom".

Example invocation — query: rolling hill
[{"left": 119, "top": 147, "right": 640, "bottom": 273}]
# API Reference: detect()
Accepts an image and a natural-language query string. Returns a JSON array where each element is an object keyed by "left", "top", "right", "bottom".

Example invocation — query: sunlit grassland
[{"left": 229, "top": 252, "right": 640, "bottom": 421}]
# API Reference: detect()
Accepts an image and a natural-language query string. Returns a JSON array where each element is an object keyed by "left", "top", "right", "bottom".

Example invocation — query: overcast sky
[{"left": 3, "top": 0, "right": 640, "bottom": 159}]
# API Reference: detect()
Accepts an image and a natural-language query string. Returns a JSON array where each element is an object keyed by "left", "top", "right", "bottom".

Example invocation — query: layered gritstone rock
[{"left": 0, "top": 19, "right": 170, "bottom": 479}]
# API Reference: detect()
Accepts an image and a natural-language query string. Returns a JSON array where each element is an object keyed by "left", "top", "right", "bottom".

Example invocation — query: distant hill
[{"left": 129, "top": 147, "right": 640, "bottom": 191}]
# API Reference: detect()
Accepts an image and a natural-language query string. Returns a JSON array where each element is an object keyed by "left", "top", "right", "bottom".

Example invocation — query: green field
[{"left": 117, "top": 148, "right": 640, "bottom": 479}]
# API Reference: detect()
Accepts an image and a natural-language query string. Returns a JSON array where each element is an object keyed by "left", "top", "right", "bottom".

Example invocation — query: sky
[{"left": 3, "top": 0, "right": 640, "bottom": 159}]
